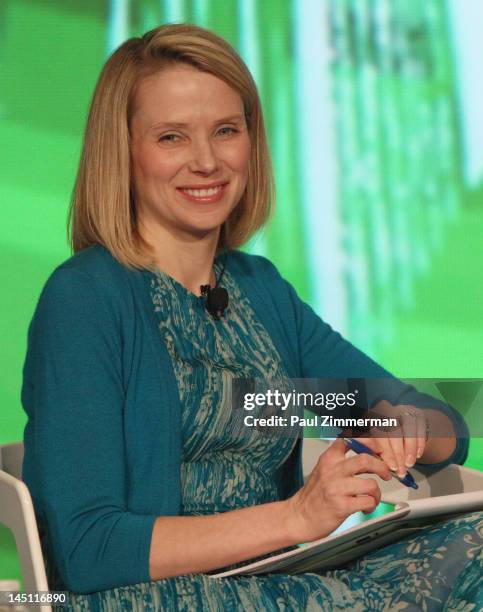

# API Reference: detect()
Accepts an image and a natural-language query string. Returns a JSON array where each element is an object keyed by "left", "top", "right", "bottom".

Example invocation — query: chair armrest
[{"left": 0, "top": 469, "right": 51, "bottom": 609}]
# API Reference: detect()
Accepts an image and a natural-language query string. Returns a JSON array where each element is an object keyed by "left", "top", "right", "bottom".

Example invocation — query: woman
[{"left": 21, "top": 24, "right": 482, "bottom": 611}]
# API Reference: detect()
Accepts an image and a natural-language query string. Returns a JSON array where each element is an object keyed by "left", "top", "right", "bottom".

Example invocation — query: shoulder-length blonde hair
[{"left": 68, "top": 23, "right": 274, "bottom": 270}]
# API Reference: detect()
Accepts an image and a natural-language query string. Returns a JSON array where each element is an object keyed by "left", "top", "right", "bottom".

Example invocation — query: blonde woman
[{"left": 22, "top": 24, "right": 482, "bottom": 611}]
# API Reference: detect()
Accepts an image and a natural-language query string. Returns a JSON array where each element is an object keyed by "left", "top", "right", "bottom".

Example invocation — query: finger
[
  {"left": 330, "top": 438, "right": 353, "bottom": 461},
  {"left": 342, "top": 453, "right": 392, "bottom": 481},
  {"left": 388, "top": 435, "right": 407, "bottom": 478},
  {"left": 318, "top": 438, "right": 351, "bottom": 468},
  {"left": 346, "top": 494, "right": 379, "bottom": 515},
  {"left": 349, "top": 436, "right": 383, "bottom": 456},
  {"left": 324, "top": 476, "right": 381, "bottom": 500},
  {"left": 344, "top": 476, "right": 382, "bottom": 503},
  {"left": 400, "top": 409, "right": 418, "bottom": 468},
  {"left": 328, "top": 438, "right": 351, "bottom": 455},
  {"left": 416, "top": 413, "right": 427, "bottom": 459},
  {"left": 371, "top": 437, "right": 399, "bottom": 474}
]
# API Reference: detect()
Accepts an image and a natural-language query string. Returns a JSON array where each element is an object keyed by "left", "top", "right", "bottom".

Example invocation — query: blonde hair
[{"left": 68, "top": 23, "right": 274, "bottom": 270}]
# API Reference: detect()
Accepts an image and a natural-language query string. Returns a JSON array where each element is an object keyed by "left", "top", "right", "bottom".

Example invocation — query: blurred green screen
[{"left": 1, "top": 0, "right": 482, "bottom": 585}]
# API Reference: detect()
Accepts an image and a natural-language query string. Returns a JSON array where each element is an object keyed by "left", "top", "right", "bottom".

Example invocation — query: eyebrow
[{"left": 149, "top": 114, "right": 246, "bottom": 131}]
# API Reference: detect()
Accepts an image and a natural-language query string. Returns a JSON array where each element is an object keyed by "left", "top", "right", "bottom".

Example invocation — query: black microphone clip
[
  {"left": 200, "top": 284, "right": 229, "bottom": 320},
  {"left": 200, "top": 248, "right": 229, "bottom": 320}
]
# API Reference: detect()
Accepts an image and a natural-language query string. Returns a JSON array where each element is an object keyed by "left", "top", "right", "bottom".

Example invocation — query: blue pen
[{"left": 343, "top": 437, "right": 418, "bottom": 490}]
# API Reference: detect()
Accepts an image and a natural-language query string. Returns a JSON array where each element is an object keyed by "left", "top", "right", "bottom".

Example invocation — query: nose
[{"left": 188, "top": 138, "right": 220, "bottom": 174}]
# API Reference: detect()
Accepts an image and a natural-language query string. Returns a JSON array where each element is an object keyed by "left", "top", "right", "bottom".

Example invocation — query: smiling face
[{"left": 129, "top": 63, "right": 251, "bottom": 245}]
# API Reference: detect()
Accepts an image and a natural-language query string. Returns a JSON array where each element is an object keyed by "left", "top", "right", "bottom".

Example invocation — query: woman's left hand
[{"left": 353, "top": 401, "right": 428, "bottom": 478}]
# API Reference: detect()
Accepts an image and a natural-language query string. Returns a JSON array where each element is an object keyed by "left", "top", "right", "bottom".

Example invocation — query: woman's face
[{"left": 130, "top": 64, "right": 251, "bottom": 242}]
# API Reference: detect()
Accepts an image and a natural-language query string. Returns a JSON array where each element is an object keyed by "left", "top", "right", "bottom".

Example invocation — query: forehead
[{"left": 131, "top": 64, "right": 244, "bottom": 128}]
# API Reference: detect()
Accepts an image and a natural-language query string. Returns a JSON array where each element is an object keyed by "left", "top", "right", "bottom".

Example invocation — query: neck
[{"left": 139, "top": 222, "right": 221, "bottom": 296}]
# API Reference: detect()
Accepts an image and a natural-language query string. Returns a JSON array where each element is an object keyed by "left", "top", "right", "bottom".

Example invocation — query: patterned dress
[{"left": 54, "top": 265, "right": 482, "bottom": 611}]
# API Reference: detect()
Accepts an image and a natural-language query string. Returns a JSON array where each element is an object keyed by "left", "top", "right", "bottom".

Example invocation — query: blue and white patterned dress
[{"left": 54, "top": 265, "right": 482, "bottom": 611}]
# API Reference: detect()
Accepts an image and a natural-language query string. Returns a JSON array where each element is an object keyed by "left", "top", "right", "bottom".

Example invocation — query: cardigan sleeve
[
  {"left": 21, "top": 267, "right": 157, "bottom": 594},
  {"left": 272, "top": 267, "right": 470, "bottom": 469}
]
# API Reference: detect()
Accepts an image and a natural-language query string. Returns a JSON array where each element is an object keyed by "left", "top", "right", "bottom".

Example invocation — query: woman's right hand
[{"left": 285, "top": 438, "right": 393, "bottom": 544}]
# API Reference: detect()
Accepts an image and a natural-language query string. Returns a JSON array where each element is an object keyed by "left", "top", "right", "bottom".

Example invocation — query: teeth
[{"left": 181, "top": 186, "right": 223, "bottom": 197}]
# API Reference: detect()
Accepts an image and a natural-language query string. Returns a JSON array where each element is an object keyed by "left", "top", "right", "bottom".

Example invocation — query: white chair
[
  {"left": 0, "top": 437, "right": 328, "bottom": 610},
  {"left": 0, "top": 442, "right": 51, "bottom": 612}
]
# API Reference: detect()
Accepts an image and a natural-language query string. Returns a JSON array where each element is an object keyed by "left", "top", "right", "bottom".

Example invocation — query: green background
[{"left": 1, "top": 0, "right": 482, "bottom": 586}]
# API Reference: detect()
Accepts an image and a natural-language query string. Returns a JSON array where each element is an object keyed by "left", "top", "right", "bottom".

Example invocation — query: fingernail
[
  {"left": 390, "top": 465, "right": 398, "bottom": 472},
  {"left": 405, "top": 455, "right": 414, "bottom": 467},
  {"left": 416, "top": 448, "right": 422, "bottom": 458},
  {"left": 398, "top": 468, "right": 407, "bottom": 478}
]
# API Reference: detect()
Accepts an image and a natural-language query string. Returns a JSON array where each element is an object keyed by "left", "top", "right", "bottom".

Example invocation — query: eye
[
  {"left": 158, "top": 133, "right": 181, "bottom": 143},
  {"left": 216, "top": 126, "right": 238, "bottom": 137}
]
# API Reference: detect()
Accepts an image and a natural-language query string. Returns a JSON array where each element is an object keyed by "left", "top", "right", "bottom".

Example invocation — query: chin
[
  {"left": 180, "top": 219, "right": 227, "bottom": 239},
  {"left": 181, "top": 211, "right": 234, "bottom": 235}
]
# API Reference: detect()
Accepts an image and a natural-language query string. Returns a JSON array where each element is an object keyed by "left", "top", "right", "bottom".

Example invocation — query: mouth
[{"left": 176, "top": 182, "right": 228, "bottom": 203}]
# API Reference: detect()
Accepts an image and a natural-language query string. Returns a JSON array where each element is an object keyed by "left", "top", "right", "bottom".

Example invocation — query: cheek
[
  {"left": 132, "top": 149, "right": 179, "bottom": 186},
  {"left": 228, "top": 140, "right": 251, "bottom": 175},
  {"left": 131, "top": 147, "right": 152, "bottom": 188}
]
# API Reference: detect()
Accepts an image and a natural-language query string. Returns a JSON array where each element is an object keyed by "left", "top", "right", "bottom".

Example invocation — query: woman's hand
[
  {"left": 356, "top": 401, "right": 457, "bottom": 474},
  {"left": 285, "top": 438, "right": 392, "bottom": 545},
  {"left": 355, "top": 401, "right": 429, "bottom": 478}
]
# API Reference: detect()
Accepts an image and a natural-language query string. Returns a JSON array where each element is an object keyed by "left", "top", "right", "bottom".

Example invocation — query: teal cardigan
[{"left": 21, "top": 245, "right": 469, "bottom": 594}]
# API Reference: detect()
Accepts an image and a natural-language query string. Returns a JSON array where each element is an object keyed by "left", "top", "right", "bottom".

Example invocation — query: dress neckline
[{"left": 151, "top": 258, "right": 225, "bottom": 300}]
